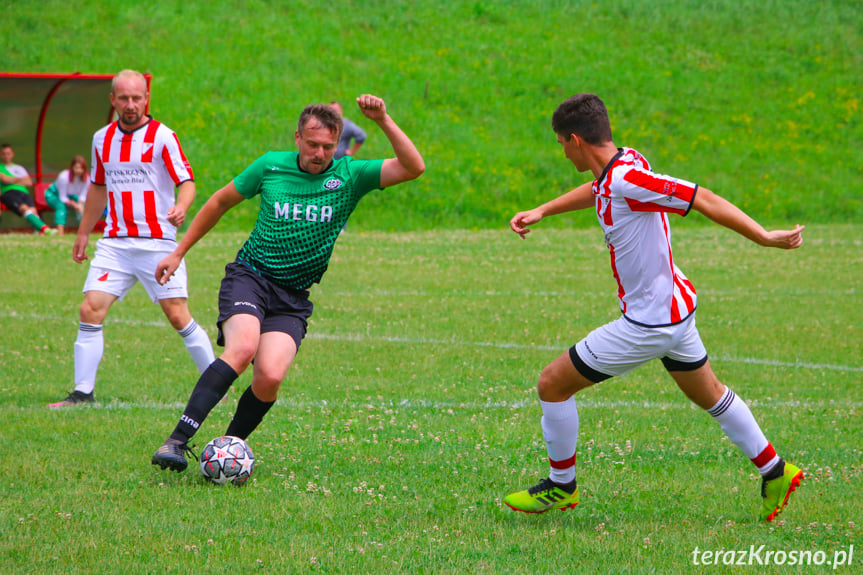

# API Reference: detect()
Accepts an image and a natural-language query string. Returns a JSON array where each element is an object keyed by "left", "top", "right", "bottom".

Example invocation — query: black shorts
[
  {"left": 0, "top": 190, "right": 35, "bottom": 213},
  {"left": 216, "top": 262, "right": 314, "bottom": 349}
]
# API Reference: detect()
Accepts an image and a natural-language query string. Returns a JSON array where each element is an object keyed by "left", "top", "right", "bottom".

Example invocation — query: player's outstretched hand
[
  {"left": 510, "top": 209, "right": 544, "bottom": 239},
  {"left": 155, "top": 252, "right": 183, "bottom": 286},
  {"left": 356, "top": 94, "right": 387, "bottom": 122},
  {"left": 763, "top": 224, "right": 805, "bottom": 249}
]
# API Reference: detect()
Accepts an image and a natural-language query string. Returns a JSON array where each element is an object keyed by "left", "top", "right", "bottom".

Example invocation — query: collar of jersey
[
  {"left": 117, "top": 115, "right": 154, "bottom": 135},
  {"left": 295, "top": 155, "right": 333, "bottom": 175},
  {"left": 596, "top": 148, "right": 624, "bottom": 186}
]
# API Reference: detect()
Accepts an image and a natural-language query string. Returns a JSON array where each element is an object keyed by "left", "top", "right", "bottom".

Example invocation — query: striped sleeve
[
  {"left": 159, "top": 128, "right": 194, "bottom": 185},
  {"left": 92, "top": 145, "right": 105, "bottom": 185},
  {"left": 618, "top": 166, "right": 697, "bottom": 215}
]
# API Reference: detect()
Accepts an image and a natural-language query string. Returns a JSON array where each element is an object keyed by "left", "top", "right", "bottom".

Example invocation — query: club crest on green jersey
[{"left": 324, "top": 178, "right": 342, "bottom": 190}]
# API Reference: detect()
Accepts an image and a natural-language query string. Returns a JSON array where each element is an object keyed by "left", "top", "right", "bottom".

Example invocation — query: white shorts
[
  {"left": 83, "top": 237, "right": 188, "bottom": 303},
  {"left": 572, "top": 313, "right": 707, "bottom": 381}
]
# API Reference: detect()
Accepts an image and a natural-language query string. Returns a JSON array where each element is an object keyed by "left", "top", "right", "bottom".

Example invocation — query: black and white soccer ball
[{"left": 200, "top": 435, "right": 255, "bottom": 486}]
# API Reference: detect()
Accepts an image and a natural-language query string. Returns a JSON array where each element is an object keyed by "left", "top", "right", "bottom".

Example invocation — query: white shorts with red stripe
[
  {"left": 83, "top": 237, "right": 188, "bottom": 303},
  {"left": 575, "top": 312, "right": 707, "bottom": 378}
]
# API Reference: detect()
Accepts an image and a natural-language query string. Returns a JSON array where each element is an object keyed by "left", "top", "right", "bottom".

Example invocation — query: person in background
[
  {"left": 330, "top": 101, "right": 367, "bottom": 159},
  {"left": 0, "top": 143, "right": 55, "bottom": 235},
  {"left": 330, "top": 101, "right": 367, "bottom": 233},
  {"left": 44, "top": 155, "right": 89, "bottom": 235}
]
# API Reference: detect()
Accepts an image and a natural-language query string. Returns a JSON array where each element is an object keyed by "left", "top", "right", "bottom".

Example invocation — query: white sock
[
  {"left": 708, "top": 386, "right": 780, "bottom": 475},
  {"left": 74, "top": 323, "right": 103, "bottom": 394},
  {"left": 178, "top": 319, "right": 215, "bottom": 374},
  {"left": 541, "top": 397, "right": 579, "bottom": 484}
]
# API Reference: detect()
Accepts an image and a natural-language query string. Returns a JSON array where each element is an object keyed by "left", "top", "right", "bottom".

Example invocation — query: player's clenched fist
[{"left": 356, "top": 94, "right": 387, "bottom": 121}]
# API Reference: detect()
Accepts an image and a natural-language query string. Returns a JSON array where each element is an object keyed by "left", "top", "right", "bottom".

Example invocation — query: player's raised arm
[
  {"left": 510, "top": 181, "right": 594, "bottom": 238},
  {"left": 156, "top": 182, "right": 245, "bottom": 285},
  {"left": 355, "top": 94, "right": 425, "bottom": 188},
  {"left": 691, "top": 186, "right": 805, "bottom": 249}
]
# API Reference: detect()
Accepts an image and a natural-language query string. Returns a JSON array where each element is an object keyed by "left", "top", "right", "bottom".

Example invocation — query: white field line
[
  {"left": 2, "top": 310, "right": 861, "bottom": 374},
  {"left": 307, "top": 333, "right": 863, "bottom": 374},
  {"left": 23, "top": 397, "right": 863, "bottom": 412}
]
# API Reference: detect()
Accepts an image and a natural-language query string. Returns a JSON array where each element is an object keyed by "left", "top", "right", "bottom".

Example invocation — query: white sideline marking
[
  {"left": 32, "top": 397, "right": 863, "bottom": 412},
  {"left": 275, "top": 397, "right": 863, "bottom": 411},
  {"left": 307, "top": 332, "right": 863, "bottom": 373},
  {"left": 2, "top": 310, "right": 860, "bottom": 373}
]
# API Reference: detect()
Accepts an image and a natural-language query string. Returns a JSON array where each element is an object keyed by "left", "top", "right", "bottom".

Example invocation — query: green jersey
[
  {"left": 233, "top": 151, "right": 384, "bottom": 289},
  {"left": 0, "top": 164, "right": 28, "bottom": 194}
]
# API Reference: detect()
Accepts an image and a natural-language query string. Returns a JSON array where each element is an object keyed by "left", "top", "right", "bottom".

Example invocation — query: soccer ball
[{"left": 200, "top": 436, "right": 255, "bottom": 486}]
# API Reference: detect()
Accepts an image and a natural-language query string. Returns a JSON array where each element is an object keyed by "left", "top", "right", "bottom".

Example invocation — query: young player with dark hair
[
  {"left": 152, "top": 95, "right": 424, "bottom": 471},
  {"left": 505, "top": 93, "right": 804, "bottom": 522}
]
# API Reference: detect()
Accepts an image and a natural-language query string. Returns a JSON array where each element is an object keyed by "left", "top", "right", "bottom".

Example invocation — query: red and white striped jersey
[
  {"left": 593, "top": 147, "right": 698, "bottom": 327},
  {"left": 90, "top": 117, "right": 193, "bottom": 241}
]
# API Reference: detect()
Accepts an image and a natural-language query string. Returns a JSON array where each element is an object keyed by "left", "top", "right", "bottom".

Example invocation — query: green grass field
[{"left": 1, "top": 224, "right": 860, "bottom": 573}]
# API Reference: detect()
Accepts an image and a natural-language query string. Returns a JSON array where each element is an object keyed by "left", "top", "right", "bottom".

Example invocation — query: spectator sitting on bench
[
  {"left": 44, "top": 155, "right": 89, "bottom": 235},
  {"left": 0, "top": 143, "right": 54, "bottom": 235}
]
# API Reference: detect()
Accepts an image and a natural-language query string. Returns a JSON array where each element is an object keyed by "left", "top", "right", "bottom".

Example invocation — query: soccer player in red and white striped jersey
[
  {"left": 90, "top": 107, "right": 192, "bottom": 240},
  {"left": 504, "top": 94, "right": 805, "bottom": 521},
  {"left": 48, "top": 70, "right": 214, "bottom": 408}
]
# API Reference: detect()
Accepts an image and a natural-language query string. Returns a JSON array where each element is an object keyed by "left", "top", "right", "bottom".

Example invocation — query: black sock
[
  {"left": 170, "top": 358, "right": 239, "bottom": 443},
  {"left": 763, "top": 459, "right": 785, "bottom": 481},
  {"left": 225, "top": 385, "right": 275, "bottom": 440}
]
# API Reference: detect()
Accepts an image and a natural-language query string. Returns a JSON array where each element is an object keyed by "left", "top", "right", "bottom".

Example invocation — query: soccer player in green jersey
[{"left": 152, "top": 94, "right": 424, "bottom": 471}]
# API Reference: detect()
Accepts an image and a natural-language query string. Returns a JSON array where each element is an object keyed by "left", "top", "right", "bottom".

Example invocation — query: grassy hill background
[{"left": 5, "top": 0, "right": 861, "bottom": 230}]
